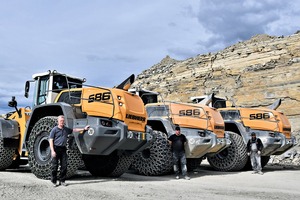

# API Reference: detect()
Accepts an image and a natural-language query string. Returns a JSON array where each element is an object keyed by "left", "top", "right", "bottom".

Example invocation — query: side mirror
[
  {"left": 8, "top": 96, "right": 17, "bottom": 108},
  {"left": 8, "top": 96, "right": 21, "bottom": 117},
  {"left": 25, "top": 81, "right": 30, "bottom": 98}
]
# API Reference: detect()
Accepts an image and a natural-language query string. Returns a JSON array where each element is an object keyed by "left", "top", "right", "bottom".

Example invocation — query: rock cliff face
[
  {"left": 132, "top": 32, "right": 300, "bottom": 165},
  {"left": 133, "top": 33, "right": 300, "bottom": 135}
]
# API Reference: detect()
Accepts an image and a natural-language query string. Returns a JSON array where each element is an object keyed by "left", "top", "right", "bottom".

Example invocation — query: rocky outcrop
[{"left": 132, "top": 32, "right": 300, "bottom": 166}]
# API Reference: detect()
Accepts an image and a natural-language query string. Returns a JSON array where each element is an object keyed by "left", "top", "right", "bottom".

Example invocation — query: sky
[{"left": 1, "top": 0, "right": 300, "bottom": 114}]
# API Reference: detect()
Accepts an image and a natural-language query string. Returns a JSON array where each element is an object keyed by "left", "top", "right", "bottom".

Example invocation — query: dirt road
[{"left": 0, "top": 163, "right": 299, "bottom": 200}]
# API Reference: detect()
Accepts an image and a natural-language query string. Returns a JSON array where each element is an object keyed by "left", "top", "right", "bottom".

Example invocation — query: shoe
[
  {"left": 52, "top": 182, "right": 57, "bottom": 187},
  {"left": 175, "top": 176, "right": 180, "bottom": 179},
  {"left": 184, "top": 176, "right": 191, "bottom": 180},
  {"left": 60, "top": 182, "right": 68, "bottom": 186},
  {"left": 258, "top": 171, "right": 264, "bottom": 175},
  {"left": 252, "top": 171, "right": 258, "bottom": 174}
]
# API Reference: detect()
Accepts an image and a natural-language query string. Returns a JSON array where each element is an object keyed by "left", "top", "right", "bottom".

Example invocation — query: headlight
[
  {"left": 269, "top": 132, "right": 275, "bottom": 137},
  {"left": 101, "top": 119, "right": 112, "bottom": 127},
  {"left": 87, "top": 128, "right": 95, "bottom": 136},
  {"left": 198, "top": 131, "right": 206, "bottom": 137}
]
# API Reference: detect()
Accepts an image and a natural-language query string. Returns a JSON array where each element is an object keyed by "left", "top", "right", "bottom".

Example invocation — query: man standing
[
  {"left": 168, "top": 126, "right": 190, "bottom": 180},
  {"left": 247, "top": 132, "right": 264, "bottom": 175},
  {"left": 49, "top": 115, "right": 90, "bottom": 187}
]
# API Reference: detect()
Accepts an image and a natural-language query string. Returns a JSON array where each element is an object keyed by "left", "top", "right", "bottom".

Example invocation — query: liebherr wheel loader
[
  {"left": 0, "top": 70, "right": 153, "bottom": 179},
  {"left": 129, "top": 89, "right": 231, "bottom": 175},
  {"left": 191, "top": 94, "right": 296, "bottom": 171}
]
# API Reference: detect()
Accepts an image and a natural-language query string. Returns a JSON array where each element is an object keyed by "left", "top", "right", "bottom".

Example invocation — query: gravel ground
[{"left": 1, "top": 162, "right": 300, "bottom": 200}]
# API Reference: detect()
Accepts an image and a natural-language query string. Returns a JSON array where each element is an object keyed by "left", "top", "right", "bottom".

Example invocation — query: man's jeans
[
  {"left": 172, "top": 151, "right": 187, "bottom": 176},
  {"left": 250, "top": 151, "right": 262, "bottom": 172},
  {"left": 51, "top": 146, "right": 68, "bottom": 183}
]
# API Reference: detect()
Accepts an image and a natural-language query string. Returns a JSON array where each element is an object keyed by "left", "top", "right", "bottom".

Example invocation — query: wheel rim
[
  {"left": 34, "top": 132, "right": 51, "bottom": 165},
  {"left": 215, "top": 148, "right": 229, "bottom": 159},
  {"left": 37, "top": 133, "right": 51, "bottom": 162},
  {"left": 141, "top": 148, "right": 151, "bottom": 159}
]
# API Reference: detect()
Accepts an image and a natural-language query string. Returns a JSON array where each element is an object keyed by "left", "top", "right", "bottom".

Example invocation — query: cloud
[
  {"left": 191, "top": 0, "right": 300, "bottom": 53},
  {"left": 0, "top": 0, "right": 300, "bottom": 114}
]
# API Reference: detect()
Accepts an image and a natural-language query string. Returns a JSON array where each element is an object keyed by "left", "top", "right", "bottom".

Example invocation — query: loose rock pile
[
  {"left": 269, "top": 133, "right": 300, "bottom": 166},
  {"left": 269, "top": 147, "right": 300, "bottom": 166}
]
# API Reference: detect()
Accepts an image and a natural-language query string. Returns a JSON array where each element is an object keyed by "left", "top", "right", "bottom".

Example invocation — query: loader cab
[
  {"left": 25, "top": 70, "right": 85, "bottom": 107},
  {"left": 146, "top": 104, "right": 170, "bottom": 118}
]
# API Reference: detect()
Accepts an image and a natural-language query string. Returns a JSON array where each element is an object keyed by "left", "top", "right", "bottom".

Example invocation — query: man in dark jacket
[
  {"left": 247, "top": 132, "right": 264, "bottom": 175},
  {"left": 168, "top": 126, "right": 190, "bottom": 180},
  {"left": 49, "top": 115, "right": 90, "bottom": 187}
]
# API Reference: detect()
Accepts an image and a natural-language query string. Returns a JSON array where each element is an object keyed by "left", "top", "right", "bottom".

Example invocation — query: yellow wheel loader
[
  {"left": 129, "top": 89, "right": 230, "bottom": 175},
  {"left": 191, "top": 94, "right": 296, "bottom": 171},
  {"left": 0, "top": 70, "right": 153, "bottom": 179}
]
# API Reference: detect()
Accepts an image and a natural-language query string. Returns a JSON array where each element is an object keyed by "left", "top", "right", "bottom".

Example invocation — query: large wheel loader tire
[
  {"left": 207, "top": 131, "right": 248, "bottom": 171},
  {"left": 8, "top": 151, "right": 21, "bottom": 169},
  {"left": 261, "top": 156, "right": 270, "bottom": 168},
  {"left": 243, "top": 158, "right": 252, "bottom": 170},
  {"left": 0, "top": 138, "right": 15, "bottom": 170},
  {"left": 27, "top": 116, "right": 82, "bottom": 180},
  {"left": 187, "top": 158, "right": 203, "bottom": 172},
  {"left": 131, "top": 130, "right": 173, "bottom": 176},
  {"left": 82, "top": 151, "right": 133, "bottom": 177}
]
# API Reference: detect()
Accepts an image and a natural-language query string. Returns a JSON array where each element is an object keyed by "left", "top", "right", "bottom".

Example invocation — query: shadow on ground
[{"left": 3, "top": 162, "right": 299, "bottom": 183}]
